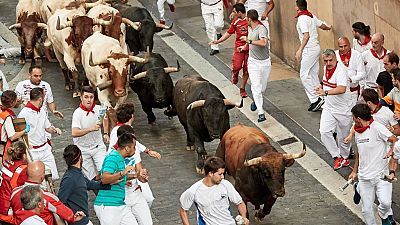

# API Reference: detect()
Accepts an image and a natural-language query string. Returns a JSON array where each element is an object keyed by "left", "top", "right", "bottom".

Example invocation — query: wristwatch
[
  {"left": 325, "top": 90, "right": 328, "bottom": 96},
  {"left": 248, "top": 40, "right": 252, "bottom": 45}
]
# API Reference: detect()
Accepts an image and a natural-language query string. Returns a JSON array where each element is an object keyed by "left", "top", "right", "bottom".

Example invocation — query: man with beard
[
  {"left": 362, "top": 33, "right": 389, "bottom": 89},
  {"left": 352, "top": 22, "right": 372, "bottom": 53},
  {"left": 179, "top": 156, "right": 249, "bottom": 225},
  {"left": 315, "top": 49, "right": 352, "bottom": 170},
  {"left": 335, "top": 37, "right": 365, "bottom": 108}
]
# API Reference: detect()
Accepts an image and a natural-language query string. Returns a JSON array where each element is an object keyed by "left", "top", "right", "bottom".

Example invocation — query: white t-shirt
[
  {"left": 296, "top": 14, "right": 323, "bottom": 48},
  {"left": 322, "top": 63, "right": 351, "bottom": 114},
  {"left": 18, "top": 106, "right": 50, "bottom": 147},
  {"left": 71, "top": 105, "right": 104, "bottom": 149},
  {"left": 355, "top": 121, "right": 392, "bottom": 180},
  {"left": 373, "top": 106, "right": 397, "bottom": 128},
  {"left": 15, "top": 80, "right": 54, "bottom": 112},
  {"left": 352, "top": 38, "right": 372, "bottom": 53},
  {"left": 361, "top": 49, "right": 389, "bottom": 88},
  {"left": 21, "top": 215, "right": 47, "bottom": 225},
  {"left": 246, "top": 0, "right": 270, "bottom": 20},
  {"left": 180, "top": 179, "right": 242, "bottom": 225},
  {"left": 0, "top": 70, "right": 9, "bottom": 91},
  {"left": 335, "top": 50, "right": 365, "bottom": 87}
]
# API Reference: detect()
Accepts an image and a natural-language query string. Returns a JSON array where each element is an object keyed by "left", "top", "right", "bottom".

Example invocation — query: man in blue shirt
[{"left": 94, "top": 133, "right": 137, "bottom": 225}]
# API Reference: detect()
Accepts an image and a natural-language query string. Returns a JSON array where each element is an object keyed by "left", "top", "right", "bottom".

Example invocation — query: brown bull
[{"left": 215, "top": 124, "right": 306, "bottom": 221}]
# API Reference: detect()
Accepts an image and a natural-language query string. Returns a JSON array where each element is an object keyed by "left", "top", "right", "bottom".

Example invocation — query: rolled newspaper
[
  {"left": 97, "top": 104, "right": 107, "bottom": 124},
  {"left": 339, "top": 179, "right": 354, "bottom": 192}
]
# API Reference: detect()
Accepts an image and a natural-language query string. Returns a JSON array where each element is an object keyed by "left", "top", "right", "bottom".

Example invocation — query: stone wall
[{"left": 269, "top": 0, "right": 400, "bottom": 70}]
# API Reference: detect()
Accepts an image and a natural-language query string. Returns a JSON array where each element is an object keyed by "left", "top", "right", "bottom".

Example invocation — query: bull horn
[
  {"left": 89, "top": 51, "right": 108, "bottom": 67},
  {"left": 164, "top": 67, "right": 179, "bottom": 73},
  {"left": 8, "top": 23, "right": 21, "bottom": 30},
  {"left": 244, "top": 157, "right": 262, "bottom": 166},
  {"left": 282, "top": 142, "right": 307, "bottom": 160},
  {"left": 187, "top": 100, "right": 205, "bottom": 110},
  {"left": 156, "top": 22, "right": 173, "bottom": 30},
  {"left": 37, "top": 23, "right": 48, "bottom": 29},
  {"left": 56, "top": 17, "right": 73, "bottom": 30},
  {"left": 128, "top": 55, "right": 147, "bottom": 63},
  {"left": 223, "top": 98, "right": 243, "bottom": 108},
  {"left": 130, "top": 71, "right": 147, "bottom": 81},
  {"left": 93, "top": 13, "right": 114, "bottom": 26},
  {"left": 85, "top": 0, "right": 104, "bottom": 9},
  {"left": 97, "top": 80, "right": 113, "bottom": 91},
  {"left": 121, "top": 18, "right": 141, "bottom": 31},
  {"left": 47, "top": 5, "right": 53, "bottom": 14}
]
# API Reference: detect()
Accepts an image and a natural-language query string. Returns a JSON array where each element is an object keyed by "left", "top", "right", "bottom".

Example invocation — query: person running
[
  {"left": 348, "top": 104, "right": 397, "bottom": 225},
  {"left": 210, "top": 3, "right": 249, "bottom": 98},
  {"left": 201, "top": 0, "right": 224, "bottom": 55},
  {"left": 295, "top": 0, "right": 331, "bottom": 112},
  {"left": 315, "top": 49, "right": 352, "bottom": 170},
  {"left": 239, "top": 9, "right": 270, "bottom": 122},
  {"left": 157, "top": 0, "right": 175, "bottom": 24},
  {"left": 180, "top": 156, "right": 249, "bottom": 225}
]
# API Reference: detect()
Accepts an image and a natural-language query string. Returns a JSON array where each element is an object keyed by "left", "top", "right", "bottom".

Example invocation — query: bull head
[
  {"left": 121, "top": 18, "right": 141, "bottom": 31},
  {"left": 9, "top": 22, "right": 47, "bottom": 30},
  {"left": 244, "top": 142, "right": 307, "bottom": 166}
]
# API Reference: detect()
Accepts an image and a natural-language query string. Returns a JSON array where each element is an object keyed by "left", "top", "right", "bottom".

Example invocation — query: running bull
[
  {"left": 130, "top": 53, "right": 179, "bottom": 124},
  {"left": 173, "top": 75, "right": 243, "bottom": 174},
  {"left": 215, "top": 124, "right": 306, "bottom": 221},
  {"left": 121, "top": 6, "right": 172, "bottom": 55}
]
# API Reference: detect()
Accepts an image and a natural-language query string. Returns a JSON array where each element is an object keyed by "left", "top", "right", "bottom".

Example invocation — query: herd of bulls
[{"left": 9, "top": 0, "right": 307, "bottom": 220}]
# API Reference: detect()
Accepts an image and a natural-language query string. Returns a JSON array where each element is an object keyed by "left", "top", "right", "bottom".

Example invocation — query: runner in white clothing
[
  {"left": 335, "top": 37, "right": 365, "bottom": 108},
  {"left": 295, "top": 0, "right": 332, "bottom": 112},
  {"left": 352, "top": 22, "right": 372, "bottom": 53},
  {"left": 17, "top": 88, "right": 62, "bottom": 180},
  {"left": 361, "top": 33, "right": 388, "bottom": 89},
  {"left": 315, "top": 49, "right": 352, "bottom": 171},
  {"left": 157, "top": 0, "right": 175, "bottom": 24},
  {"left": 71, "top": 86, "right": 108, "bottom": 180},
  {"left": 348, "top": 104, "right": 397, "bottom": 225},
  {"left": 201, "top": 0, "right": 224, "bottom": 55},
  {"left": 180, "top": 156, "right": 249, "bottom": 225}
]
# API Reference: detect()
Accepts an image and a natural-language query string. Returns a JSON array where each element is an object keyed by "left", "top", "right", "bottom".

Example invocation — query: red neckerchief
[
  {"left": 1, "top": 108, "right": 15, "bottom": 117},
  {"left": 25, "top": 102, "right": 40, "bottom": 113},
  {"left": 371, "top": 103, "right": 381, "bottom": 114},
  {"left": 357, "top": 35, "right": 371, "bottom": 46},
  {"left": 339, "top": 50, "right": 351, "bottom": 67},
  {"left": 79, "top": 102, "right": 96, "bottom": 116},
  {"left": 113, "top": 143, "right": 118, "bottom": 149},
  {"left": 116, "top": 122, "right": 125, "bottom": 127},
  {"left": 370, "top": 48, "right": 387, "bottom": 60},
  {"left": 325, "top": 62, "right": 338, "bottom": 81},
  {"left": 354, "top": 118, "right": 374, "bottom": 133},
  {"left": 295, "top": 10, "right": 313, "bottom": 18}
]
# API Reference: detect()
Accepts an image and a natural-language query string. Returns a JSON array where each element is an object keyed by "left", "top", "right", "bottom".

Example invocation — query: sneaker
[
  {"left": 333, "top": 157, "right": 343, "bottom": 170},
  {"left": 353, "top": 182, "right": 361, "bottom": 204},
  {"left": 240, "top": 88, "right": 248, "bottom": 98},
  {"left": 159, "top": 19, "right": 166, "bottom": 25},
  {"left": 310, "top": 98, "right": 325, "bottom": 112},
  {"left": 258, "top": 114, "right": 266, "bottom": 122},
  {"left": 232, "top": 74, "right": 238, "bottom": 84},
  {"left": 168, "top": 4, "right": 175, "bottom": 12},
  {"left": 250, "top": 102, "right": 257, "bottom": 111},
  {"left": 341, "top": 158, "right": 350, "bottom": 167}
]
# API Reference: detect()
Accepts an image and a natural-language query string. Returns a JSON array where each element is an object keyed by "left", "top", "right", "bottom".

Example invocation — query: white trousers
[
  {"left": 349, "top": 90, "right": 359, "bottom": 109},
  {"left": 80, "top": 144, "right": 106, "bottom": 180},
  {"left": 157, "top": 0, "right": 175, "bottom": 20},
  {"left": 248, "top": 57, "right": 272, "bottom": 115},
  {"left": 201, "top": 1, "right": 224, "bottom": 50},
  {"left": 94, "top": 205, "right": 138, "bottom": 225},
  {"left": 319, "top": 109, "right": 352, "bottom": 158},
  {"left": 300, "top": 45, "right": 321, "bottom": 103},
  {"left": 125, "top": 188, "right": 153, "bottom": 225},
  {"left": 358, "top": 176, "right": 393, "bottom": 225},
  {"left": 139, "top": 181, "right": 155, "bottom": 208},
  {"left": 30, "top": 143, "right": 59, "bottom": 180}
]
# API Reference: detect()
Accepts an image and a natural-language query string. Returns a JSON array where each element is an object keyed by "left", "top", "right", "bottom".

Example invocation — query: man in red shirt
[
  {"left": 10, "top": 161, "right": 84, "bottom": 225},
  {"left": 209, "top": 3, "right": 249, "bottom": 98}
]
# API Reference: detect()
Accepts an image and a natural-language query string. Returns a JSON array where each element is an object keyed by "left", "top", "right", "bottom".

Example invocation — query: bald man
[
  {"left": 10, "top": 161, "right": 84, "bottom": 225},
  {"left": 362, "top": 33, "right": 389, "bottom": 89},
  {"left": 335, "top": 37, "right": 366, "bottom": 108}
]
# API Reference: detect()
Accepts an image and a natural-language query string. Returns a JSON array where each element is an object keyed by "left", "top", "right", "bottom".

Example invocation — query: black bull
[
  {"left": 173, "top": 75, "right": 243, "bottom": 174},
  {"left": 129, "top": 53, "right": 179, "bottom": 124},
  {"left": 216, "top": 124, "right": 306, "bottom": 221},
  {"left": 120, "top": 7, "right": 172, "bottom": 56}
]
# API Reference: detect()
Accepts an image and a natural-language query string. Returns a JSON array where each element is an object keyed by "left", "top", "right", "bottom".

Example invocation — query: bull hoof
[
  {"left": 196, "top": 167, "right": 205, "bottom": 175},
  {"left": 186, "top": 145, "right": 195, "bottom": 151},
  {"left": 254, "top": 211, "right": 264, "bottom": 222},
  {"left": 19, "top": 59, "right": 26, "bottom": 65},
  {"left": 72, "top": 91, "right": 81, "bottom": 98}
]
